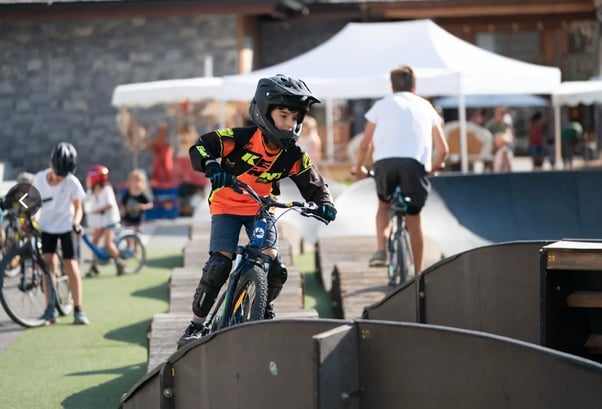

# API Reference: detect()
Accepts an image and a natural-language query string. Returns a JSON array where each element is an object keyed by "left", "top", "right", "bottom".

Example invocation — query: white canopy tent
[
  {"left": 111, "top": 19, "right": 562, "bottom": 171},
  {"left": 552, "top": 81, "right": 602, "bottom": 106},
  {"left": 551, "top": 80, "right": 602, "bottom": 166},
  {"left": 434, "top": 94, "right": 549, "bottom": 109},
  {"left": 111, "top": 77, "right": 223, "bottom": 108}
]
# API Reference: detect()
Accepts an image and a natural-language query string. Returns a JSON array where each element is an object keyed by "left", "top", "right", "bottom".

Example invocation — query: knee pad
[
  {"left": 266, "top": 258, "right": 288, "bottom": 302},
  {"left": 192, "top": 252, "right": 232, "bottom": 317}
]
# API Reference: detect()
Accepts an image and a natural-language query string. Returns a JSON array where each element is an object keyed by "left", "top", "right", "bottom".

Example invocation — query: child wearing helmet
[
  {"left": 31, "top": 142, "right": 89, "bottom": 325},
  {"left": 84, "top": 165, "right": 125, "bottom": 276},
  {"left": 177, "top": 74, "right": 337, "bottom": 348}
]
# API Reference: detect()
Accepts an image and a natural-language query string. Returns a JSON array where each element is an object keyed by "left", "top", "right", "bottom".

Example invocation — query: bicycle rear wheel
[
  {"left": 399, "top": 227, "right": 415, "bottom": 283},
  {"left": 228, "top": 264, "right": 268, "bottom": 327},
  {"left": 54, "top": 255, "right": 73, "bottom": 316},
  {"left": 0, "top": 246, "right": 51, "bottom": 327},
  {"left": 387, "top": 216, "right": 415, "bottom": 286},
  {"left": 116, "top": 234, "right": 146, "bottom": 274}
]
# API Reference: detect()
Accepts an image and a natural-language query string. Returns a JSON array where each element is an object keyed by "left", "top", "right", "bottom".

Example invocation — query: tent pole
[
  {"left": 458, "top": 92, "right": 468, "bottom": 173},
  {"left": 554, "top": 104, "right": 561, "bottom": 169},
  {"left": 326, "top": 99, "right": 334, "bottom": 163},
  {"left": 219, "top": 99, "right": 226, "bottom": 128}
]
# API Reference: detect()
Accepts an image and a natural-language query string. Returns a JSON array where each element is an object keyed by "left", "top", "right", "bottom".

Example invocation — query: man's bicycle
[
  {"left": 79, "top": 225, "right": 146, "bottom": 275},
  {"left": 0, "top": 210, "right": 73, "bottom": 327},
  {"left": 362, "top": 166, "right": 415, "bottom": 286},
  {"left": 199, "top": 179, "right": 328, "bottom": 338}
]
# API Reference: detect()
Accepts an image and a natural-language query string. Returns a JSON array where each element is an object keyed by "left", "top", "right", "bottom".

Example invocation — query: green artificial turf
[
  {"left": 0, "top": 247, "right": 179, "bottom": 409},
  {"left": 0, "top": 247, "right": 332, "bottom": 409},
  {"left": 294, "top": 251, "right": 333, "bottom": 318}
]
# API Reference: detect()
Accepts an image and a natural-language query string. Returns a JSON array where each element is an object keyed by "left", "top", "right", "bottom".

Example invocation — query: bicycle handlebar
[{"left": 230, "top": 179, "right": 328, "bottom": 224}]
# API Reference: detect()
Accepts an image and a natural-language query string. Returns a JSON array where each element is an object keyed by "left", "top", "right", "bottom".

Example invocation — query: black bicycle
[
  {"left": 0, "top": 210, "right": 72, "bottom": 327},
  {"left": 201, "top": 180, "right": 328, "bottom": 336},
  {"left": 387, "top": 185, "right": 415, "bottom": 286}
]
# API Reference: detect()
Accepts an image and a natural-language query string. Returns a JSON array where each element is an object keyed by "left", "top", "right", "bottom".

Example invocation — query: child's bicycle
[
  {"left": 197, "top": 179, "right": 328, "bottom": 339},
  {"left": 0, "top": 209, "right": 73, "bottom": 327},
  {"left": 364, "top": 167, "right": 415, "bottom": 286},
  {"left": 79, "top": 225, "right": 146, "bottom": 275}
]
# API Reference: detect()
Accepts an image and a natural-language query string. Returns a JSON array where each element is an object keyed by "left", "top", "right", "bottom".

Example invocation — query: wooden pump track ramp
[
  {"left": 122, "top": 319, "right": 602, "bottom": 409},
  {"left": 122, "top": 169, "right": 602, "bottom": 408}
]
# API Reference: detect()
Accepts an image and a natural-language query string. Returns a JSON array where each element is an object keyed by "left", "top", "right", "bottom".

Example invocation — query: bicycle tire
[
  {"left": 55, "top": 255, "right": 73, "bottom": 316},
  {"left": 0, "top": 246, "right": 51, "bottom": 328},
  {"left": 399, "top": 227, "right": 415, "bottom": 283},
  {"left": 116, "top": 233, "right": 146, "bottom": 274},
  {"left": 387, "top": 215, "right": 415, "bottom": 286},
  {"left": 228, "top": 264, "right": 268, "bottom": 327},
  {"left": 1, "top": 217, "right": 22, "bottom": 278},
  {"left": 387, "top": 218, "right": 402, "bottom": 286}
]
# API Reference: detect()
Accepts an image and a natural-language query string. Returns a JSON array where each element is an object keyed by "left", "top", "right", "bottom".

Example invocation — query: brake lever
[{"left": 300, "top": 209, "right": 330, "bottom": 225}]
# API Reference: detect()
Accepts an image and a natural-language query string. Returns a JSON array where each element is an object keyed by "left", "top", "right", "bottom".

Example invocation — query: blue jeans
[{"left": 209, "top": 213, "right": 278, "bottom": 255}]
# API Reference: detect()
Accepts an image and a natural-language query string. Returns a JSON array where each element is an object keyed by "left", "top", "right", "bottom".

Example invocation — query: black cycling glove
[
  {"left": 316, "top": 202, "right": 337, "bottom": 222},
  {"left": 205, "top": 161, "right": 233, "bottom": 189}
]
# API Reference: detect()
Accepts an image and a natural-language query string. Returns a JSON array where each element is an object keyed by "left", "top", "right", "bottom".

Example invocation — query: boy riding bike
[{"left": 177, "top": 74, "right": 337, "bottom": 348}]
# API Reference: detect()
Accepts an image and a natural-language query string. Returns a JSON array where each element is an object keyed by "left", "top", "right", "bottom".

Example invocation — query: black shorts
[
  {"left": 41, "top": 231, "right": 76, "bottom": 260},
  {"left": 372, "top": 157, "right": 430, "bottom": 215}
]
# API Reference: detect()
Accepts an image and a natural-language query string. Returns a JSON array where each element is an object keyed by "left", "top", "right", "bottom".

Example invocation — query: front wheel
[
  {"left": 0, "top": 246, "right": 53, "bottom": 328},
  {"left": 115, "top": 234, "right": 146, "bottom": 274},
  {"left": 228, "top": 264, "right": 268, "bottom": 327},
  {"left": 54, "top": 255, "right": 73, "bottom": 316}
]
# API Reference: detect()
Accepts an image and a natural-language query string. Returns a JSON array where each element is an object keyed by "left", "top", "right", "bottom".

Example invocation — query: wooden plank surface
[
  {"left": 566, "top": 291, "right": 602, "bottom": 308},
  {"left": 331, "top": 260, "right": 395, "bottom": 320},
  {"left": 317, "top": 235, "right": 442, "bottom": 293},
  {"left": 544, "top": 240, "right": 602, "bottom": 271},
  {"left": 317, "top": 236, "right": 376, "bottom": 293}
]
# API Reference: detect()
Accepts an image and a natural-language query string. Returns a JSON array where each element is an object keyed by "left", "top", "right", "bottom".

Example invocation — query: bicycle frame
[
  {"left": 364, "top": 166, "right": 416, "bottom": 285},
  {"left": 203, "top": 180, "right": 324, "bottom": 333},
  {"left": 80, "top": 225, "right": 137, "bottom": 261}
]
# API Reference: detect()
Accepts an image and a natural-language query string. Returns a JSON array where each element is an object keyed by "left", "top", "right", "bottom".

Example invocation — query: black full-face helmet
[
  {"left": 50, "top": 142, "right": 77, "bottom": 176},
  {"left": 249, "top": 74, "right": 321, "bottom": 149}
]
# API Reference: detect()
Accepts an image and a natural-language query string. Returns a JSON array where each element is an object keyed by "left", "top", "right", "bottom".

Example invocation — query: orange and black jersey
[{"left": 189, "top": 125, "right": 334, "bottom": 216}]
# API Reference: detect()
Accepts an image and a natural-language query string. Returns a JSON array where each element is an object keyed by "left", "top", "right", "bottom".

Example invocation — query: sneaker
[
  {"left": 369, "top": 250, "right": 387, "bottom": 267},
  {"left": 264, "top": 303, "right": 275, "bottom": 320},
  {"left": 115, "top": 259, "right": 126, "bottom": 276},
  {"left": 73, "top": 310, "right": 90, "bottom": 325},
  {"left": 120, "top": 249, "right": 135, "bottom": 259},
  {"left": 176, "top": 320, "right": 206, "bottom": 349},
  {"left": 85, "top": 264, "right": 100, "bottom": 278},
  {"left": 42, "top": 309, "right": 59, "bottom": 326}
]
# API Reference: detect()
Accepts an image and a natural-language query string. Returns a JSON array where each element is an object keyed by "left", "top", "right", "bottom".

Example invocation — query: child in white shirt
[{"left": 84, "top": 165, "right": 125, "bottom": 276}]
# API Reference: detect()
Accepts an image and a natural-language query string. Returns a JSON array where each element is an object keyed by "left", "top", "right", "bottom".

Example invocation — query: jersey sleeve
[
  {"left": 189, "top": 128, "right": 235, "bottom": 172},
  {"left": 288, "top": 152, "right": 334, "bottom": 204}
]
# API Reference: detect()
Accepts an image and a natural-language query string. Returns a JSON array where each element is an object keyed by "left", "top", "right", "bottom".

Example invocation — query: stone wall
[
  {"left": 0, "top": 14, "right": 238, "bottom": 185},
  {"left": 0, "top": 13, "right": 350, "bottom": 187}
]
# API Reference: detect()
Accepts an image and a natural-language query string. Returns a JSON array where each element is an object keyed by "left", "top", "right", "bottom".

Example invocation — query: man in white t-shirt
[
  {"left": 351, "top": 65, "right": 449, "bottom": 273},
  {"left": 32, "top": 142, "right": 89, "bottom": 325}
]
